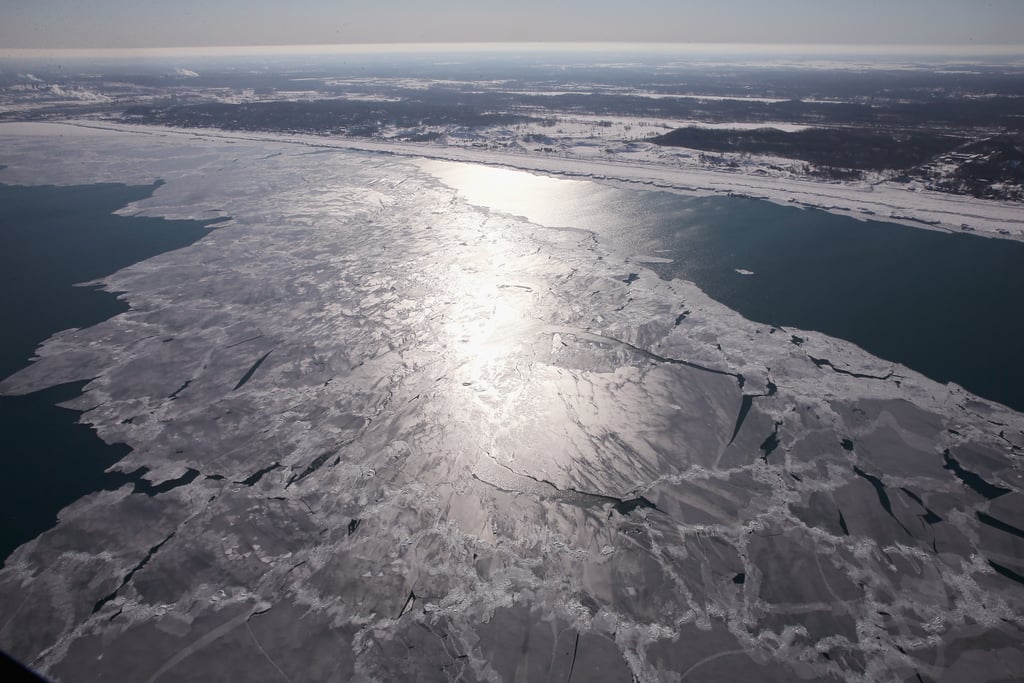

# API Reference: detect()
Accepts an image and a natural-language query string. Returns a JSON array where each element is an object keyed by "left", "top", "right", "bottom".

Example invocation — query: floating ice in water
[{"left": 0, "top": 123, "right": 1021, "bottom": 683}]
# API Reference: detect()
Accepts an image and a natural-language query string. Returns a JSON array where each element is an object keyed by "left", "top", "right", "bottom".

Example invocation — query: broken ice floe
[{"left": 0, "top": 125, "right": 1021, "bottom": 683}]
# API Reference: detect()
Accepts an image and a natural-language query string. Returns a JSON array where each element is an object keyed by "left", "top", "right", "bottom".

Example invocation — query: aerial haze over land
[
  {"left": 5, "top": 1, "right": 1024, "bottom": 48},
  {"left": 1, "top": 2, "right": 1023, "bottom": 681}
]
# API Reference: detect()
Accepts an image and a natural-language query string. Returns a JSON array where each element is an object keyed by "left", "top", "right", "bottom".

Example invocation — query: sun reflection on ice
[
  {"left": 418, "top": 159, "right": 624, "bottom": 234},
  {"left": 444, "top": 261, "right": 538, "bottom": 389}
]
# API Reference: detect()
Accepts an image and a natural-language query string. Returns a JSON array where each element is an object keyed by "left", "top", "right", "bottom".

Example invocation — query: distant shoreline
[{"left": 8, "top": 119, "right": 1020, "bottom": 243}]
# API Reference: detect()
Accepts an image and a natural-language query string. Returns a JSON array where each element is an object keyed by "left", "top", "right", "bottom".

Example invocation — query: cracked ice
[{"left": 0, "top": 124, "right": 1022, "bottom": 682}]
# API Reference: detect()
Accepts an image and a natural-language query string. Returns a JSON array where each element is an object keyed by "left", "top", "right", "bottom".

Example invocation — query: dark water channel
[{"left": 635, "top": 195, "right": 1024, "bottom": 414}]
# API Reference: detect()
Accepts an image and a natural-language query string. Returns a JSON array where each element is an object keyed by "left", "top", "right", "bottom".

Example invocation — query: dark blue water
[
  {"left": 0, "top": 182, "right": 216, "bottom": 563},
  {"left": 626, "top": 195, "right": 1024, "bottom": 412}
]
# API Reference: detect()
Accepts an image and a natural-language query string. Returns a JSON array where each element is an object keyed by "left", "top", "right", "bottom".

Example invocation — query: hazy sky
[{"left": 2, "top": 0, "right": 1023, "bottom": 49}]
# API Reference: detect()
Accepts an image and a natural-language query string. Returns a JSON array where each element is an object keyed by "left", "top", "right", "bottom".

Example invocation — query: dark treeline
[
  {"left": 648, "top": 126, "right": 965, "bottom": 171},
  {"left": 122, "top": 99, "right": 537, "bottom": 136}
]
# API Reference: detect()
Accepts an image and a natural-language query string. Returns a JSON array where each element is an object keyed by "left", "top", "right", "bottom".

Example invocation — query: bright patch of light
[{"left": 418, "top": 160, "right": 624, "bottom": 234}]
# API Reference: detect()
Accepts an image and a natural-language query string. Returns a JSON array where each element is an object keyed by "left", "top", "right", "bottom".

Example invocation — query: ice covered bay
[{"left": 0, "top": 123, "right": 1022, "bottom": 682}]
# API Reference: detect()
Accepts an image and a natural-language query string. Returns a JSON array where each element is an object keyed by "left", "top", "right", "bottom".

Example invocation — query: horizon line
[{"left": 3, "top": 41, "right": 1024, "bottom": 60}]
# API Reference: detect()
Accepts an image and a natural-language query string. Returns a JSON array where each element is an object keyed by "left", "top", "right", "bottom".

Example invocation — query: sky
[{"left": 2, "top": 0, "right": 1023, "bottom": 50}]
